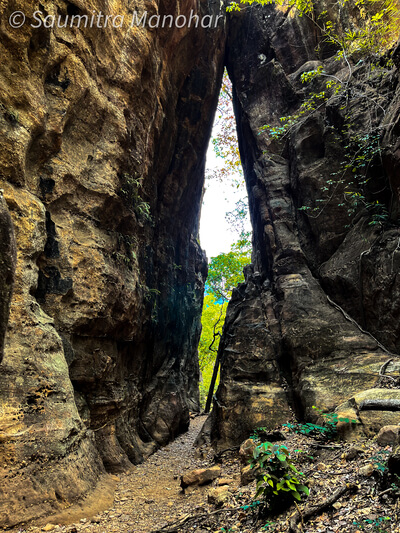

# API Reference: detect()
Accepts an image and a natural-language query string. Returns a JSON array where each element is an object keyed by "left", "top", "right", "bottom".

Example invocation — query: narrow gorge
[{"left": 0, "top": 0, "right": 400, "bottom": 529}]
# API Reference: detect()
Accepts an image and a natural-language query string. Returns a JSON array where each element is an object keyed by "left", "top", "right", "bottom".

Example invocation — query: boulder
[
  {"left": 239, "top": 439, "right": 257, "bottom": 463},
  {"left": 181, "top": 466, "right": 221, "bottom": 489},
  {"left": 337, "top": 389, "right": 400, "bottom": 440},
  {"left": 208, "top": 485, "right": 230, "bottom": 506},
  {"left": 376, "top": 426, "right": 400, "bottom": 446},
  {"left": 359, "top": 464, "right": 375, "bottom": 477},
  {"left": 343, "top": 447, "right": 364, "bottom": 461},
  {"left": 218, "top": 478, "right": 236, "bottom": 486}
]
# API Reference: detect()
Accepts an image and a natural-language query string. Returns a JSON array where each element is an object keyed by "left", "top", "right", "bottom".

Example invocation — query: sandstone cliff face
[
  {"left": 1, "top": 0, "right": 400, "bottom": 526},
  {"left": 210, "top": 4, "right": 400, "bottom": 448},
  {"left": 0, "top": 0, "right": 224, "bottom": 526}
]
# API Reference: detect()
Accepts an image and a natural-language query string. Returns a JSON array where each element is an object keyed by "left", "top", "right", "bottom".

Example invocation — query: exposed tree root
[{"left": 289, "top": 483, "right": 358, "bottom": 533}]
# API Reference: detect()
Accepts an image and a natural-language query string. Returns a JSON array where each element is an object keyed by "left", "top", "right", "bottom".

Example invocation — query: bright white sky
[
  {"left": 199, "top": 144, "right": 250, "bottom": 259},
  {"left": 199, "top": 81, "right": 252, "bottom": 260}
]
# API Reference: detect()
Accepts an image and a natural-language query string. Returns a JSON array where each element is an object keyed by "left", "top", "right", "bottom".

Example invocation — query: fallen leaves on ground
[{"left": 8, "top": 417, "right": 400, "bottom": 533}]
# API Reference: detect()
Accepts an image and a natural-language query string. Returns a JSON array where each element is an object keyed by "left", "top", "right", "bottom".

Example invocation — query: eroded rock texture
[
  {"left": 210, "top": 4, "right": 400, "bottom": 449},
  {"left": 0, "top": 0, "right": 224, "bottom": 526},
  {"left": 2, "top": 0, "right": 400, "bottom": 525}
]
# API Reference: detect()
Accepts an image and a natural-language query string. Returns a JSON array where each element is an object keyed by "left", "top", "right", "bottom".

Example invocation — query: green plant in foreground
[
  {"left": 391, "top": 473, "right": 400, "bottom": 487},
  {"left": 250, "top": 441, "right": 309, "bottom": 512},
  {"left": 260, "top": 521, "right": 276, "bottom": 531},
  {"left": 294, "top": 448, "right": 315, "bottom": 463}
]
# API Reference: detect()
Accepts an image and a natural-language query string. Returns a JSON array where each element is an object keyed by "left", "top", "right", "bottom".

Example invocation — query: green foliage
[
  {"left": 284, "top": 406, "right": 358, "bottom": 440},
  {"left": 247, "top": 0, "right": 398, "bottom": 229},
  {"left": 371, "top": 449, "right": 391, "bottom": 475},
  {"left": 227, "top": 0, "right": 314, "bottom": 14},
  {"left": 299, "top": 129, "right": 390, "bottom": 226},
  {"left": 260, "top": 64, "right": 342, "bottom": 140},
  {"left": 201, "top": 68, "right": 252, "bottom": 407},
  {"left": 240, "top": 500, "right": 262, "bottom": 511},
  {"left": 204, "top": 71, "right": 251, "bottom": 296},
  {"left": 293, "top": 448, "right": 315, "bottom": 463},
  {"left": 112, "top": 233, "right": 138, "bottom": 269},
  {"left": 390, "top": 474, "right": 400, "bottom": 496},
  {"left": 208, "top": 69, "right": 244, "bottom": 189},
  {"left": 120, "top": 173, "right": 152, "bottom": 223},
  {"left": 284, "top": 420, "right": 335, "bottom": 439},
  {"left": 207, "top": 246, "right": 251, "bottom": 302},
  {"left": 353, "top": 516, "right": 391, "bottom": 532},
  {"left": 260, "top": 523, "right": 276, "bottom": 532},
  {"left": 250, "top": 426, "right": 268, "bottom": 441},
  {"left": 250, "top": 441, "right": 309, "bottom": 511},
  {"left": 228, "top": 0, "right": 399, "bottom": 58},
  {"left": 199, "top": 294, "right": 227, "bottom": 369},
  {"left": 225, "top": 199, "right": 252, "bottom": 249},
  {"left": 338, "top": 0, "right": 399, "bottom": 57},
  {"left": 260, "top": 86, "right": 333, "bottom": 140},
  {"left": 198, "top": 239, "right": 250, "bottom": 407},
  {"left": 198, "top": 293, "right": 226, "bottom": 406},
  {"left": 342, "top": 131, "right": 389, "bottom": 227}
]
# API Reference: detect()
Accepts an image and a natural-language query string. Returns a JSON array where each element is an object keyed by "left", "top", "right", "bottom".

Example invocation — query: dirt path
[
  {"left": 13, "top": 417, "right": 400, "bottom": 533},
  {"left": 20, "top": 416, "right": 212, "bottom": 533}
]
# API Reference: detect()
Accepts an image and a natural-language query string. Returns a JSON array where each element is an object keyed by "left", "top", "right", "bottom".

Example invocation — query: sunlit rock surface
[{"left": 0, "top": 0, "right": 224, "bottom": 526}]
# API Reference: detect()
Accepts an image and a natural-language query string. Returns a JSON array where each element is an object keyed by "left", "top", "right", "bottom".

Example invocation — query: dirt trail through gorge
[
  {"left": 9, "top": 416, "right": 400, "bottom": 533},
  {"left": 14, "top": 415, "right": 225, "bottom": 533}
]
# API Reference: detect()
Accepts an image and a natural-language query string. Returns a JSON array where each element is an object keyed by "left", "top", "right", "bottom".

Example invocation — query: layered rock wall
[
  {"left": 2, "top": 0, "right": 400, "bottom": 525},
  {"left": 0, "top": 0, "right": 224, "bottom": 526},
  {"left": 210, "top": 3, "right": 400, "bottom": 448}
]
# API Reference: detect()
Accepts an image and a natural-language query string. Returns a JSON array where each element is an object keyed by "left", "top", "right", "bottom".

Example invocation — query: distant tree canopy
[
  {"left": 207, "top": 245, "right": 251, "bottom": 302},
  {"left": 210, "top": 72, "right": 243, "bottom": 188},
  {"left": 198, "top": 238, "right": 251, "bottom": 407},
  {"left": 199, "top": 293, "right": 228, "bottom": 371}
]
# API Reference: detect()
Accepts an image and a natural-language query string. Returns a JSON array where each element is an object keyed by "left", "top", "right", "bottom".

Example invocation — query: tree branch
[{"left": 289, "top": 483, "right": 358, "bottom": 533}]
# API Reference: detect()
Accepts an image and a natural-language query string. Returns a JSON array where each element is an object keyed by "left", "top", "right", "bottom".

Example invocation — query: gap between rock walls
[{"left": 0, "top": 0, "right": 400, "bottom": 530}]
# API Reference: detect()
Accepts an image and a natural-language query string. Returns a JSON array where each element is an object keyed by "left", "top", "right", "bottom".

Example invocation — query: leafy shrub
[
  {"left": 353, "top": 516, "right": 391, "bottom": 532},
  {"left": 250, "top": 426, "right": 268, "bottom": 441},
  {"left": 250, "top": 441, "right": 309, "bottom": 513},
  {"left": 284, "top": 406, "right": 358, "bottom": 440},
  {"left": 371, "top": 449, "right": 391, "bottom": 475},
  {"left": 294, "top": 448, "right": 315, "bottom": 463}
]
